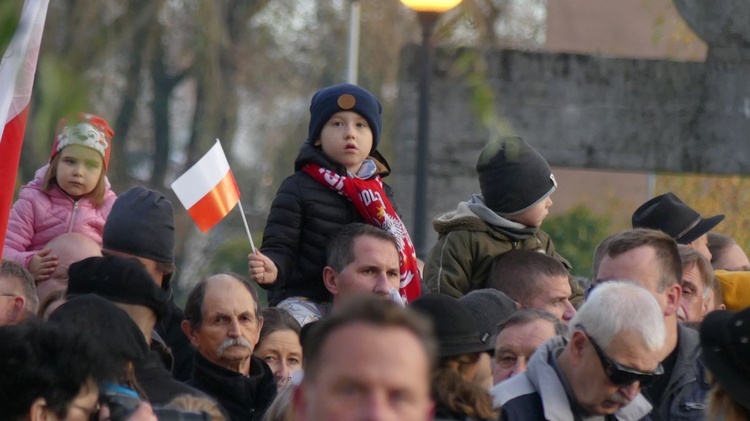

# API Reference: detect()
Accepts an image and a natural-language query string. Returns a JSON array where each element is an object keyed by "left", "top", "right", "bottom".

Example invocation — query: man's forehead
[
  {"left": 202, "top": 277, "right": 257, "bottom": 309},
  {"left": 597, "top": 246, "right": 660, "bottom": 280},
  {"left": 350, "top": 237, "right": 399, "bottom": 263}
]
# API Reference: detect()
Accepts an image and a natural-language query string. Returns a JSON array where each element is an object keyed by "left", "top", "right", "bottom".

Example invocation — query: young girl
[
  {"left": 3, "top": 113, "right": 116, "bottom": 281},
  {"left": 248, "top": 84, "right": 420, "bottom": 325}
]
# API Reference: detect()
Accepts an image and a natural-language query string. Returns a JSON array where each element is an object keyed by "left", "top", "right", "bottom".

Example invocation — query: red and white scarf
[{"left": 303, "top": 163, "right": 421, "bottom": 302}]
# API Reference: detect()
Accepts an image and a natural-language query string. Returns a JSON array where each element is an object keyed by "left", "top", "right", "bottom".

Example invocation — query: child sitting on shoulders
[
  {"left": 3, "top": 113, "right": 116, "bottom": 281},
  {"left": 248, "top": 83, "right": 420, "bottom": 325}
]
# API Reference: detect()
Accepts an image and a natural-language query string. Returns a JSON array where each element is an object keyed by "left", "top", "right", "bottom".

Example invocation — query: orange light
[{"left": 399, "top": 0, "right": 462, "bottom": 13}]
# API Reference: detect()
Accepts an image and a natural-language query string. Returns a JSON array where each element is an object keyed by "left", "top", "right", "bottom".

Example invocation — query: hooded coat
[
  {"left": 3, "top": 164, "right": 116, "bottom": 268},
  {"left": 259, "top": 142, "right": 396, "bottom": 306}
]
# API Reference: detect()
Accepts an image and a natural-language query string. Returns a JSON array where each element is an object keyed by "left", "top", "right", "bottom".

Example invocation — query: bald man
[{"left": 37, "top": 233, "right": 102, "bottom": 302}]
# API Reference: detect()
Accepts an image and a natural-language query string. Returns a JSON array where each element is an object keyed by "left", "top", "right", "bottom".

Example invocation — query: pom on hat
[
  {"left": 66, "top": 255, "right": 169, "bottom": 321},
  {"left": 50, "top": 112, "right": 114, "bottom": 169},
  {"left": 307, "top": 83, "right": 382, "bottom": 150},
  {"left": 476, "top": 136, "right": 556, "bottom": 215},
  {"left": 103, "top": 187, "right": 175, "bottom": 265}
]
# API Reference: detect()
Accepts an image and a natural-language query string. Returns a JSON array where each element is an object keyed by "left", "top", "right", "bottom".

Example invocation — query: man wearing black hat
[
  {"left": 67, "top": 255, "right": 207, "bottom": 405},
  {"left": 494, "top": 281, "right": 666, "bottom": 420},
  {"left": 594, "top": 229, "right": 710, "bottom": 421},
  {"left": 102, "top": 186, "right": 194, "bottom": 381},
  {"left": 632, "top": 192, "right": 724, "bottom": 261}
]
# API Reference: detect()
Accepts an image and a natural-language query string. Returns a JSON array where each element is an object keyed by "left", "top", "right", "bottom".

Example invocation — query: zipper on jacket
[{"left": 67, "top": 200, "right": 79, "bottom": 233}]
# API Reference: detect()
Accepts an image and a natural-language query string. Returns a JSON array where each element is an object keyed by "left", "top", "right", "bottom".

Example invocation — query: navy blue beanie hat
[
  {"left": 307, "top": 83, "right": 383, "bottom": 150},
  {"left": 103, "top": 187, "right": 175, "bottom": 264}
]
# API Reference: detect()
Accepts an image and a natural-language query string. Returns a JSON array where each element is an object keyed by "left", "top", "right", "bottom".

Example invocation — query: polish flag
[
  {"left": 171, "top": 140, "right": 240, "bottom": 232},
  {"left": 0, "top": 0, "right": 50, "bottom": 257}
]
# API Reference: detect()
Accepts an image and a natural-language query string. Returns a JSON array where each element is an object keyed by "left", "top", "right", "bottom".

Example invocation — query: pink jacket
[{"left": 2, "top": 164, "right": 117, "bottom": 268}]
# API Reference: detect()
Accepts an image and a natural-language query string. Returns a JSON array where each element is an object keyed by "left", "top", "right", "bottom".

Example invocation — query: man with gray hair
[
  {"left": 182, "top": 273, "right": 276, "bottom": 420},
  {"left": 0, "top": 260, "right": 38, "bottom": 325},
  {"left": 493, "top": 281, "right": 666, "bottom": 420}
]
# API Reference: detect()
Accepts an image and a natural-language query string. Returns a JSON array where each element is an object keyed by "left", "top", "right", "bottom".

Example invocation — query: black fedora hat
[
  {"left": 631, "top": 192, "right": 724, "bottom": 244},
  {"left": 410, "top": 293, "right": 494, "bottom": 357},
  {"left": 700, "top": 308, "right": 750, "bottom": 411}
]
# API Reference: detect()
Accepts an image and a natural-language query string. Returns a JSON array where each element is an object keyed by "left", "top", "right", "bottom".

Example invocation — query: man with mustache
[
  {"left": 182, "top": 273, "right": 276, "bottom": 421},
  {"left": 493, "top": 281, "right": 666, "bottom": 420}
]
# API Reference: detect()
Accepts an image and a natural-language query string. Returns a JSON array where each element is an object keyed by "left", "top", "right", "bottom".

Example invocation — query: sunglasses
[{"left": 578, "top": 325, "right": 664, "bottom": 387}]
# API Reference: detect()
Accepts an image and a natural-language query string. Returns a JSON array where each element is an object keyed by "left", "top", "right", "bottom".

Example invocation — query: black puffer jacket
[{"left": 260, "top": 142, "right": 395, "bottom": 305}]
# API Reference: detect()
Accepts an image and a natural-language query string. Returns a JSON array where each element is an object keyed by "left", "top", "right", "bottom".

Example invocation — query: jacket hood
[
  {"left": 433, "top": 195, "right": 536, "bottom": 239},
  {"left": 293, "top": 141, "right": 391, "bottom": 177}
]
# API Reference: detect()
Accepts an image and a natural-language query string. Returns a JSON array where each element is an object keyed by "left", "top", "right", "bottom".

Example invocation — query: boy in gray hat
[{"left": 424, "top": 136, "right": 572, "bottom": 298}]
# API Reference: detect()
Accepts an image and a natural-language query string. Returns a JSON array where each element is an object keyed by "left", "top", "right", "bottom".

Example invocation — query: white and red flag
[
  {"left": 0, "top": 0, "right": 50, "bottom": 256},
  {"left": 171, "top": 140, "right": 241, "bottom": 233}
]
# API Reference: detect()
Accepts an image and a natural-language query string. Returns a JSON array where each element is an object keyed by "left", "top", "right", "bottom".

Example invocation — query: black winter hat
[
  {"left": 410, "top": 293, "right": 494, "bottom": 357},
  {"left": 67, "top": 255, "right": 169, "bottom": 321},
  {"left": 458, "top": 289, "right": 518, "bottom": 347},
  {"left": 307, "top": 83, "right": 382, "bottom": 149},
  {"left": 103, "top": 187, "right": 175, "bottom": 264},
  {"left": 49, "top": 294, "right": 149, "bottom": 364},
  {"left": 631, "top": 192, "right": 724, "bottom": 245},
  {"left": 476, "top": 136, "right": 557, "bottom": 215},
  {"left": 700, "top": 307, "right": 750, "bottom": 411}
]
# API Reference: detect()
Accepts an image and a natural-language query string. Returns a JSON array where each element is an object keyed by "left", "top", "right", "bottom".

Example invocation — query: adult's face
[
  {"left": 713, "top": 244, "right": 750, "bottom": 271},
  {"left": 326, "top": 236, "right": 401, "bottom": 300},
  {"left": 569, "top": 329, "right": 661, "bottom": 416},
  {"left": 254, "top": 329, "right": 303, "bottom": 391},
  {"left": 185, "top": 276, "right": 262, "bottom": 375},
  {"left": 524, "top": 275, "right": 576, "bottom": 324},
  {"left": 596, "top": 246, "right": 672, "bottom": 315},
  {"left": 493, "top": 319, "right": 558, "bottom": 384},
  {"left": 296, "top": 323, "right": 433, "bottom": 421},
  {"left": 677, "top": 262, "right": 708, "bottom": 323}
]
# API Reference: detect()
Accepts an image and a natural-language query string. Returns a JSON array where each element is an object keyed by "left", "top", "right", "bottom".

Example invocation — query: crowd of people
[{"left": 2, "top": 83, "right": 750, "bottom": 420}]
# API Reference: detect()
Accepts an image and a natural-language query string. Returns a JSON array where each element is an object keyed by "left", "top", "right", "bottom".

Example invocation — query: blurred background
[{"left": 2, "top": 0, "right": 747, "bottom": 304}]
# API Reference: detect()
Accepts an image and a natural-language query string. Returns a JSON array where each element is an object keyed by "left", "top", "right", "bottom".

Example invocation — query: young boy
[
  {"left": 423, "top": 136, "right": 571, "bottom": 298},
  {"left": 248, "top": 84, "right": 420, "bottom": 325}
]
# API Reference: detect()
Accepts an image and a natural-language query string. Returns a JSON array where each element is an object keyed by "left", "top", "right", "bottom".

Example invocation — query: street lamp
[{"left": 400, "top": 0, "right": 462, "bottom": 258}]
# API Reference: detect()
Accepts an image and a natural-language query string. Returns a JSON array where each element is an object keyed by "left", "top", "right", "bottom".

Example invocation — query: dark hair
[
  {"left": 594, "top": 228, "right": 682, "bottom": 291},
  {"left": 496, "top": 309, "right": 567, "bottom": 337},
  {"left": 43, "top": 152, "right": 108, "bottom": 207},
  {"left": 708, "top": 233, "right": 738, "bottom": 266},
  {"left": 0, "top": 259, "right": 39, "bottom": 314},
  {"left": 432, "top": 352, "right": 496, "bottom": 419},
  {"left": 302, "top": 295, "right": 436, "bottom": 382},
  {"left": 326, "top": 223, "right": 399, "bottom": 272},
  {"left": 259, "top": 307, "right": 301, "bottom": 344},
  {"left": 185, "top": 273, "right": 261, "bottom": 328},
  {"left": 487, "top": 250, "right": 568, "bottom": 304},
  {"left": 0, "top": 320, "right": 112, "bottom": 419}
]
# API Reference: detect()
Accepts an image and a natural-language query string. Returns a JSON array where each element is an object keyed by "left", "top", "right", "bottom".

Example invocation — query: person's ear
[
  {"left": 664, "top": 283, "right": 682, "bottom": 317},
  {"left": 181, "top": 320, "right": 200, "bottom": 348},
  {"left": 313, "top": 139, "right": 322, "bottom": 147},
  {"left": 29, "top": 397, "right": 52, "bottom": 421},
  {"left": 11, "top": 295, "right": 26, "bottom": 322},
  {"left": 323, "top": 267, "right": 339, "bottom": 295},
  {"left": 569, "top": 330, "right": 587, "bottom": 365}
]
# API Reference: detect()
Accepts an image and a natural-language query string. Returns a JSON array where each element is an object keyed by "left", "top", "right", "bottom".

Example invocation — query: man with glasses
[
  {"left": 0, "top": 259, "right": 38, "bottom": 325},
  {"left": 493, "top": 281, "right": 666, "bottom": 420},
  {"left": 594, "top": 229, "right": 710, "bottom": 420}
]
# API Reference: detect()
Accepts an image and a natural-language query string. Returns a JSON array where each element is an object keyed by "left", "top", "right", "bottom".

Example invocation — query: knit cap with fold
[
  {"left": 476, "top": 136, "right": 557, "bottom": 215},
  {"left": 307, "top": 83, "right": 382, "bottom": 150}
]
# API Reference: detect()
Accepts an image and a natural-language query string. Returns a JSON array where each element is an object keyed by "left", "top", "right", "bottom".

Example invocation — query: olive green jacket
[{"left": 423, "top": 197, "right": 572, "bottom": 298}]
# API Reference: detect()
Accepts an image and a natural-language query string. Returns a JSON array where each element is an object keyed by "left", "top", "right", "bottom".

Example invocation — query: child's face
[
  {"left": 317, "top": 111, "right": 373, "bottom": 174},
  {"left": 510, "top": 195, "right": 553, "bottom": 227},
  {"left": 55, "top": 145, "right": 103, "bottom": 199}
]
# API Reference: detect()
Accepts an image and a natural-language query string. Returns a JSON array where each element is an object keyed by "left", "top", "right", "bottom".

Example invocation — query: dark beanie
[
  {"left": 307, "top": 83, "right": 382, "bottom": 149},
  {"left": 49, "top": 294, "right": 149, "bottom": 364},
  {"left": 67, "top": 255, "right": 169, "bottom": 321},
  {"left": 103, "top": 187, "right": 175, "bottom": 264},
  {"left": 476, "top": 136, "right": 557, "bottom": 215}
]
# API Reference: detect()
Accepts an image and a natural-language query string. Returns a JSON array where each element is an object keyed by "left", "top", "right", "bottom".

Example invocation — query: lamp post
[{"left": 400, "top": 0, "right": 462, "bottom": 258}]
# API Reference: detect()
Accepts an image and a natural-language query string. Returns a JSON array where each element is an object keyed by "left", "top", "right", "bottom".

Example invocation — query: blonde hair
[
  {"left": 42, "top": 152, "right": 108, "bottom": 207},
  {"left": 262, "top": 384, "right": 295, "bottom": 421},
  {"left": 164, "top": 395, "right": 227, "bottom": 421}
]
